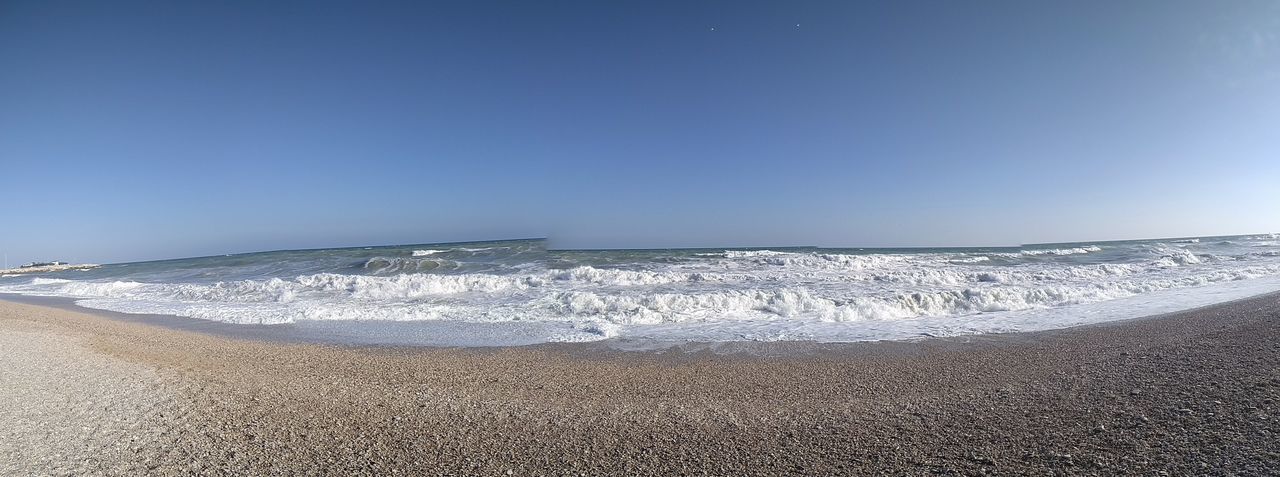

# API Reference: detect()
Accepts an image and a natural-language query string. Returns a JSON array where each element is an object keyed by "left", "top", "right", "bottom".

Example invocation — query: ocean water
[{"left": 2, "top": 235, "right": 1280, "bottom": 345}]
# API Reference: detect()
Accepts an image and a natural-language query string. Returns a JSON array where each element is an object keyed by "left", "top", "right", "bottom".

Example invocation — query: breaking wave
[
  {"left": 362, "top": 257, "right": 462, "bottom": 274},
  {"left": 11, "top": 259, "right": 1280, "bottom": 327},
  {"left": 1010, "top": 245, "right": 1102, "bottom": 256},
  {"left": 2, "top": 236, "right": 1279, "bottom": 342}
]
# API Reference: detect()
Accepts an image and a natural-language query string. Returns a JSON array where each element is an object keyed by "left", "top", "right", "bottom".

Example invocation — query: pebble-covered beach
[{"left": 1, "top": 294, "right": 1278, "bottom": 474}]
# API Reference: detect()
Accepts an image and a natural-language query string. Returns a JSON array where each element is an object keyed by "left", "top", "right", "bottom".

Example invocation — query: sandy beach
[
  {"left": 7, "top": 0, "right": 1278, "bottom": 473},
  {"left": 1, "top": 295, "right": 1278, "bottom": 475}
]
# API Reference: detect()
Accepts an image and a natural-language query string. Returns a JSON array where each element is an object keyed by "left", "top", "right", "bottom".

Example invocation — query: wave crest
[{"left": 362, "top": 257, "right": 462, "bottom": 274}]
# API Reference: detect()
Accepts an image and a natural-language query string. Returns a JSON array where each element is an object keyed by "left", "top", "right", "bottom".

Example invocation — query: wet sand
[{"left": 1, "top": 295, "right": 1278, "bottom": 475}]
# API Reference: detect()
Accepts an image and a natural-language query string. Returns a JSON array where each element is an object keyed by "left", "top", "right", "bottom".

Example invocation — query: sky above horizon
[{"left": 2, "top": 1, "right": 1279, "bottom": 265}]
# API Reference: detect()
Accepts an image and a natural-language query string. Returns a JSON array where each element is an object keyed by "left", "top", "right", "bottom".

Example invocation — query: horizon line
[{"left": 75, "top": 231, "right": 1277, "bottom": 266}]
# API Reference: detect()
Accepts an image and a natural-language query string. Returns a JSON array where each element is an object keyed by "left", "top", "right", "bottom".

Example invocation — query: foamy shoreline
[
  {"left": 7, "top": 269, "right": 1280, "bottom": 350},
  {"left": 5, "top": 235, "right": 1278, "bottom": 345}
]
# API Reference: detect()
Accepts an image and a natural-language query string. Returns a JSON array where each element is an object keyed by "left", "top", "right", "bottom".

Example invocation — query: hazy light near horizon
[{"left": 1, "top": 1, "right": 1278, "bottom": 264}]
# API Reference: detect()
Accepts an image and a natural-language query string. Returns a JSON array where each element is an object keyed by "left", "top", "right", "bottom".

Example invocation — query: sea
[{"left": 3, "top": 234, "right": 1280, "bottom": 346}]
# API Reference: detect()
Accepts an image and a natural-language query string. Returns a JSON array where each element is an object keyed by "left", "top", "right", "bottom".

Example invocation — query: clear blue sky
[{"left": 2, "top": 1, "right": 1278, "bottom": 264}]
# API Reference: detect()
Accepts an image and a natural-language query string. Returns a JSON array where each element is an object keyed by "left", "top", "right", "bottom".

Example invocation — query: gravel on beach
[{"left": 1, "top": 293, "right": 1278, "bottom": 475}]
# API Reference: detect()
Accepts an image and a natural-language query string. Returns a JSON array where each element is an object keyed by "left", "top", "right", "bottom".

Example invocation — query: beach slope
[{"left": 1, "top": 295, "right": 1278, "bottom": 474}]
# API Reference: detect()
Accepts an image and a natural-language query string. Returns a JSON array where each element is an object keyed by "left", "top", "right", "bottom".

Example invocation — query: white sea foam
[
  {"left": 13, "top": 259, "right": 1278, "bottom": 328},
  {"left": 622, "top": 275, "right": 1280, "bottom": 346},
  {"left": 721, "top": 251, "right": 921, "bottom": 271},
  {"left": 2, "top": 236, "right": 1279, "bottom": 344},
  {"left": 948, "top": 256, "right": 990, "bottom": 264},
  {"left": 993, "top": 245, "right": 1102, "bottom": 258},
  {"left": 1025, "top": 245, "right": 1102, "bottom": 255},
  {"left": 1151, "top": 246, "right": 1203, "bottom": 267},
  {"left": 720, "top": 250, "right": 789, "bottom": 258},
  {"left": 457, "top": 247, "right": 503, "bottom": 252},
  {"left": 549, "top": 266, "right": 716, "bottom": 286}
]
